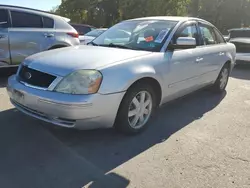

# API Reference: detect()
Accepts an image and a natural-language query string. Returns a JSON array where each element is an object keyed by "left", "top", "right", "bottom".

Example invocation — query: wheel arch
[{"left": 126, "top": 77, "right": 163, "bottom": 106}]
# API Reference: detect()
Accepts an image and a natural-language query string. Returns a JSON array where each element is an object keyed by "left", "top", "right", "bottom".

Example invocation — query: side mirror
[{"left": 168, "top": 37, "right": 196, "bottom": 50}]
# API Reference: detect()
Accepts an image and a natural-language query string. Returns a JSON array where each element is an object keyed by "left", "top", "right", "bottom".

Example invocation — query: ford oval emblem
[{"left": 25, "top": 72, "right": 32, "bottom": 80}]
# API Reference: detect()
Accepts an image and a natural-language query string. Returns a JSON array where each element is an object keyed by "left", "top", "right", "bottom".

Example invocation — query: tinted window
[
  {"left": 0, "top": 9, "right": 8, "bottom": 28},
  {"left": 85, "top": 29, "right": 106, "bottom": 37},
  {"left": 11, "top": 11, "right": 42, "bottom": 28},
  {"left": 229, "top": 30, "right": 250, "bottom": 38},
  {"left": 199, "top": 24, "right": 217, "bottom": 45},
  {"left": 214, "top": 28, "right": 225, "bottom": 43},
  {"left": 174, "top": 24, "right": 198, "bottom": 45},
  {"left": 71, "top": 25, "right": 91, "bottom": 35},
  {"left": 43, "top": 16, "right": 54, "bottom": 28}
]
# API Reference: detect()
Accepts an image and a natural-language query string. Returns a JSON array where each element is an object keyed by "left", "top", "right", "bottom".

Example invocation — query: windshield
[
  {"left": 230, "top": 30, "right": 250, "bottom": 38},
  {"left": 85, "top": 29, "right": 106, "bottom": 37},
  {"left": 92, "top": 20, "right": 178, "bottom": 52}
]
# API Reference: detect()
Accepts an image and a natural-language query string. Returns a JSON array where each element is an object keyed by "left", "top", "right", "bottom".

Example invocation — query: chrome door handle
[
  {"left": 44, "top": 33, "right": 54, "bottom": 38},
  {"left": 219, "top": 52, "right": 225, "bottom": 56},
  {"left": 196, "top": 57, "right": 203, "bottom": 62}
]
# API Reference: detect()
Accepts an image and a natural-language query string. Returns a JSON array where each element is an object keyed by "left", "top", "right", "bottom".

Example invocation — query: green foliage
[
  {"left": 54, "top": 0, "right": 189, "bottom": 27},
  {"left": 53, "top": 0, "right": 250, "bottom": 34},
  {"left": 189, "top": 0, "right": 250, "bottom": 33}
]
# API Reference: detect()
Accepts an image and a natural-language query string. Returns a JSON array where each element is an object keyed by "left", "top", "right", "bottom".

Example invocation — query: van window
[{"left": 11, "top": 11, "right": 42, "bottom": 28}]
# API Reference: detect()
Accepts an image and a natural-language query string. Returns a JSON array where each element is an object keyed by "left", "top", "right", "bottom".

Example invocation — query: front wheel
[
  {"left": 115, "top": 83, "right": 157, "bottom": 135},
  {"left": 211, "top": 64, "right": 230, "bottom": 92}
]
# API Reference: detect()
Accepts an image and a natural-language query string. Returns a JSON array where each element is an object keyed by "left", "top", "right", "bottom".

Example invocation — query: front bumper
[
  {"left": 7, "top": 75, "right": 125, "bottom": 129},
  {"left": 236, "top": 53, "right": 250, "bottom": 62}
]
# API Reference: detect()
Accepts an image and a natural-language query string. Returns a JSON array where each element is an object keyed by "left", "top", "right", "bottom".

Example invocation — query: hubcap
[
  {"left": 220, "top": 68, "right": 229, "bottom": 89},
  {"left": 128, "top": 91, "right": 153, "bottom": 129}
]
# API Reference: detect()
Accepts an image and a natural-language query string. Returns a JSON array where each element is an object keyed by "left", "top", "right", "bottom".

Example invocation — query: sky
[{"left": 1, "top": 0, "right": 61, "bottom": 11}]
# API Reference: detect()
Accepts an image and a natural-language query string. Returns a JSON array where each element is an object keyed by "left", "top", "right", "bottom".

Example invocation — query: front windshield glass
[
  {"left": 230, "top": 30, "right": 250, "bottom": 38},
  {"left": 85, "top": 29, "right": 106, "bottom": 37},
  {"left": 92, "top": 20, "right": 178, "bottom": 52}
]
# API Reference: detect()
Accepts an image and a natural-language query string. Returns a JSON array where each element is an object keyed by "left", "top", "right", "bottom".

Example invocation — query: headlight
[{"left": 54, "top": 70, "right": 102, "bottom": 94}]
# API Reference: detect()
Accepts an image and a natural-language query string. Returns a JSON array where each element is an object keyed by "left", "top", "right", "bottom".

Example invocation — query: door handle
[
  {"left": 219, "top": 52, "right": 225, "bottom": 56},
  {"left": 44, "top": 33, "right": 54, "bottom": 38},
  {"left": 196, "top": 57, "right": 203, "bottom": 63}
]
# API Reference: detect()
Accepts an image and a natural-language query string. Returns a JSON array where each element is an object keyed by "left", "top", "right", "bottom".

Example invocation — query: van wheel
[{"left": 115, "top": 83, "right": 157, "bottom": 135}]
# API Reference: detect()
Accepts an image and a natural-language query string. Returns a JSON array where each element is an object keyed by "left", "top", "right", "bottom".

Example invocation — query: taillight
[{"left": 67, "top": 32, "right": 79, "bottom": 38}]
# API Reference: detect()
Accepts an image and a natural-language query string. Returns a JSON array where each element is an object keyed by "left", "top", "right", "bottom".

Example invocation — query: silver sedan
[{"left": 7, "top": 16, "right": 236, "bottom": 134}]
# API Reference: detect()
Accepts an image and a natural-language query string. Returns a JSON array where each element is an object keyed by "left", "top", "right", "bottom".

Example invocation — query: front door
[
  {"left": 163, "top": 22, "right": 204, "bottom": 101},
  {"left": 0, "top": 9, "right": 11, "bottom": 66},
  {"left": 8, "top": 10, "right": 44, "bottom": 65}
]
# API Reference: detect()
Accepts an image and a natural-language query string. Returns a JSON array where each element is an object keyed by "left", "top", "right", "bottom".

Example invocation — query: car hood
[
  {"left": 230, "top": 37, "right": 250, "bottom": 44},
  {"left": 24, "top": 45, "right": 151, "bottom": 76}
]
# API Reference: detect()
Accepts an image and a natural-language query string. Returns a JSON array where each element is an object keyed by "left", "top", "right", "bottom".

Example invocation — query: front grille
[
  {"left": 231, "top": 42, "right": 250, "bottom": 53},
  {"left": 18, "top": 66, "right": 56, "bottom": 88}
]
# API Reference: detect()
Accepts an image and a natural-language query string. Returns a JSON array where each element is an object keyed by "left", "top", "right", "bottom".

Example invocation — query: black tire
[
  {"left": 115, "top": 83, "right": 157, "bottom": 135},
  {"left": 211, "top": 64, "right": 230, "bottom": 93}
]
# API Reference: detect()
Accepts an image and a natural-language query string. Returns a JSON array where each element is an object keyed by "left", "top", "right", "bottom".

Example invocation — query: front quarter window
[{"left": 92, "top": 20, "right": 178, "bottom": 52}]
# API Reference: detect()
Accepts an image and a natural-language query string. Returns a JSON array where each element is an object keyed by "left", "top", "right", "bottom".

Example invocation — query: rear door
[
  {"left": 8, "top": 10, "right": 44, "bottom": 65},
  {"left": 0, "top": 9, "right": 11, "bottom": 66},
  {"left": 197, "top": 23, "right": 226, "bottom": 84}
]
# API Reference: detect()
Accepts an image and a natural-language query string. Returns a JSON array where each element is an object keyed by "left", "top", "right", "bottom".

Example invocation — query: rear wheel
[
  {"left": 115, "top": 83, "right": 157, "bottom": 135},
  {"left": 211, "top": 64, "right": 230, "bottom": 92}
]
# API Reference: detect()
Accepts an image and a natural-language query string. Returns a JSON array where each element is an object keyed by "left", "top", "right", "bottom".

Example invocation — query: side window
[
  {"left": 199, "top": 25, "right": 217, "bottom": 45},
  {"left": 73, "top": 26, "right": 91, "bottom": 35},
  {"left": 214, "top": 28, "right": 225, "bottom": 43},
  {"left": 174, "top": 24, "right": 198, "bottom": 45},
  {"left": 43, "top": 17, "right": 54, "bottom": 28},
  {"left": 11, "top": 11, "right": 42, "bottom": 28},
  {"left": 0, "top": 9, "right": 9, "bottom": 28}
]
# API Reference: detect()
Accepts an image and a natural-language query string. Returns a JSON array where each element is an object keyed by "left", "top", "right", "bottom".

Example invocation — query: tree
[
  {"left": 55, "top": 0, "right": 189, "bottom": 27},
  {"left": 54, "top": 0, "right": 250, "bottom": 33},
  {"left": 188, "top": 0, "right": 250, "bottom": 33}
]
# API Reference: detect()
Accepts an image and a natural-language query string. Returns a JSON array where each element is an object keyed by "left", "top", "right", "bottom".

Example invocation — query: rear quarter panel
[{"left": 53, "top": 17, "right": 80, "bottom": 47}]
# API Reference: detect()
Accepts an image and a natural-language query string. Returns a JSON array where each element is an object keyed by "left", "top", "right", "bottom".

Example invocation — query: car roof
[
  {"left": 127, "top": 16, "right": 214, "bottom": 27},
  {"left": 70, "top": 23, "right": 96, "bottom": 28},
  {"left": 229, "top": 28, "right": 250, "bottom": 31},
  {"left": 0, "top": 4, "right": 51, "bottom": 14},
  {"left": 128, "top": 16, "right": 206, "bottom": 22},
  {"left": 0, "top": 4, "right": 70, "bottom": 22}
]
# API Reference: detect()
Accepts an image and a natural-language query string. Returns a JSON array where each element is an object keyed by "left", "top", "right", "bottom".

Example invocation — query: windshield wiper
[
  {"left": 87, "top": 41, "right": 99, "bottom": 46},
  {"left": 100, "top": 43, "right": 133, "bottom": 50}
]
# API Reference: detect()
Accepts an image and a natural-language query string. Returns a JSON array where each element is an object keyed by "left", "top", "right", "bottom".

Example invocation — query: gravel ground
[{"left": 0, "top": 66, "right": 250, "bottom": 188}]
